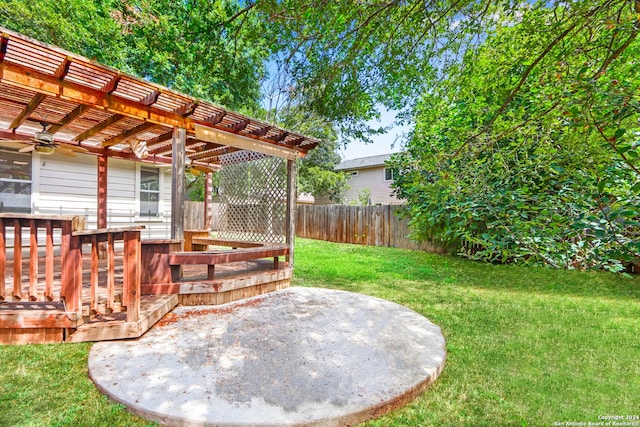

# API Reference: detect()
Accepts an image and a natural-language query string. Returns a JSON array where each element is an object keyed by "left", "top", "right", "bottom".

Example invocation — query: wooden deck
[
  {"left": 0, "top": 216, "right": 292, "bottom": 345},
  {"left": 1, "top": 248, "right": 291, "bottom": 344}
]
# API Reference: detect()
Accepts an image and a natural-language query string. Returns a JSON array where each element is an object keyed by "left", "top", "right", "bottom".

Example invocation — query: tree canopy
[
  {"left": 0, "top": 0, "right": 268, "bottom": 111},
  {"left": 249, "top": 0, "right": 640, "bottom": 270}
]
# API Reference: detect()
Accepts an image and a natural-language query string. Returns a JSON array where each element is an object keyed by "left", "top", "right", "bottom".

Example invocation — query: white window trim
[
  {"left": 31, "top": 152, "right": 40, "bottom": 214},
  {"left": 384, "top": 167, "right": 394, "bottom": 182},
  {"left": 0, "top": 149, "right": 34, "bottom": 214},
  {"left": 135, "top": 163, "right": 164, "bottom": 221}
]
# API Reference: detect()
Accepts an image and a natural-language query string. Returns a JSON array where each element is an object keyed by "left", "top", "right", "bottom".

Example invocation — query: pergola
[{"left": 0, "top": 26, "right": 319, "bottom": 248}]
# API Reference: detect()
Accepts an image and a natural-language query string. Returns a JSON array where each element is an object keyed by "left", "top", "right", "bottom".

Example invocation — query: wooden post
[
  {"left": 97, "top": 155, "right": 108, "bottom": 257},
  {"left": 90, "top": 235, "right": 98, "bottom": 315},
  {"left": 0, "top": 218, "right": 5, "bottom": 300},
  {"left": 204, "top": 171, "right": 212, "bottom": 230},
  {"left": 171, "top": 127, "right": 186, "bottom": 242},
  {"left": 97, "top": 155, "right": 108, "bottom": 229},
  {"left": 45, "top": 221, "right": 53, "bottom": 300},
  {"left": 285, "top": 159, "right": 297, "bottom": 267},
  {"left": 123, "top": 230, "right": 140, "bottom": 322},
  {"left": 29, "top": 220, "right": 37, "bottom": 301},
  {"left": 60, "top": 221, "right": 81, "bottom": 315},
  {"left": 13, "top": 220, "right": 22, "bottom": 300},
  {"left": 107, "top": 233, "right": 115, "bottom": 312}
]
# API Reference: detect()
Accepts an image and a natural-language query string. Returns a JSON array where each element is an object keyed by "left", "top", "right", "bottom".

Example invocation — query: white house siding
[
  {"left": 31, "top": 152, "right": 173, "bottom": 240},
  {"left": 343, "top": 166, "right": 400, "bottom": 205},
  {"left": 36, "top": 151, "right": 98, "bottom": 219}
]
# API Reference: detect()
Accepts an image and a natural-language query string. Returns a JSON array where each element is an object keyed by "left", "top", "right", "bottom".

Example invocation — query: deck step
[
  {"left": 0, "top": 300, "right": 84, "bottom": 329},
  {"left": 65, "top": 294, "right": 178, "bottom": 343}
]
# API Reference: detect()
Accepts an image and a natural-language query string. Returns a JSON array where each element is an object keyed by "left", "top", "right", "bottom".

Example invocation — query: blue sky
[{"left": 338, "top": 108, "right": 412, "bottom": 161}]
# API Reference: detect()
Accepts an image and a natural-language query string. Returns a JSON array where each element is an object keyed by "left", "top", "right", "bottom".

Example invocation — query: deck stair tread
[{"left": 65, "top": 294, "right": 178, "bottom": 343}]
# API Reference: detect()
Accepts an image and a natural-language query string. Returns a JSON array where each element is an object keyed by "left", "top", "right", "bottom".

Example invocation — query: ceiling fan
[{"left": 0, "top": 122, "right": 89, "bottom": 156}]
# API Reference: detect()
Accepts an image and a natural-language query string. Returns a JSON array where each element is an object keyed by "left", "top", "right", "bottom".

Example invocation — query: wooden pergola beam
[
  {"left": 53, "top": 57, "right": 71, "bottom": 79},
  {"left": 268, "top": 131, "right": 288, "bottom": 143},
  {"left": 195, "top": 124, "right": 301, "bottom": 160},
  {"left": 48, "top": 104, "right": 88, "bottom": 134},
  {"left": 102, "top": 74, "right": 121, "bottom": 94},
  {"left": 9, "top": 92, "right": 45, "bottom": 130},
  {"left": 204, "top": 111, "right": 226, "bottom": 125},
  {"left": 102, "top": 122, "right": 156, "bottom": 148},
  {"left": 74, "top": 113, "right": 125, "bottom": 142},
  {"left": 0, "top": 61, "right": 187, "bottom": 129}
]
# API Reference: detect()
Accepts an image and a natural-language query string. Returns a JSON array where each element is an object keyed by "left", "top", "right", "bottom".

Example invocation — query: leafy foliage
[
  {"left": 0, "top": 0, "right": 268, "bottom": 111},
  {"left": 274, "top": 107, "right": 349, "bottom": 202},
  {"left": 388, "top": 2, "right": 640, "bottom": 271}
]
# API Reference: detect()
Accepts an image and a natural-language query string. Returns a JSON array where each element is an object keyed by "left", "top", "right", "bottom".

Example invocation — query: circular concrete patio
[{"left": 88, "top": 287, "right": 446, "bottom": 426}]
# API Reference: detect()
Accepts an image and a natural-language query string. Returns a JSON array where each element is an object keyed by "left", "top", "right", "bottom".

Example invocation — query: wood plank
[
  {"left": 73, "top": 113, "right": 125, "bottom": 142},
  {"left": 141, "top": 283, "right": 181, "bottom": 295},
  {"left": 66, "top": 294, "right": 177, "bottom": 343},
  {"left": 101, "top": 121, "right": 156, "bottom": 147},
  {"left": 107, "top": 233, "right": 115, "bottom": 311},
  {"left": 177, "top": 268, "right": 292, "bottom": 295},
  {"left": 0, "top": 301, "right": 81, "bottom": 328},
  {"left": 167, "top": 247, "right": 289, "bottom": 265},
  {"left": 9, "top": 92, "right": 45, "bottom": 129},
  {"left": 45, "top": 221, "right": 53, "bottom": 300},
  {"left": 123, "top": 231, "right": 140, "bottom": 322},
  {"left": 48, "top": 103, "right": 88, "bottom": 134},
  {"left": 90, "top": 235, "right": 98, "bottom": 314},
  {"left": 286, "top": 159, "right": 296, "bottom": 265},
  {"left": 29, "top": 220, "right": 37, "bottom": 300},
  {"left": 13, "top": 220, "right": 22, "bottom": 300},
  {"left": 0, "top": 328, "right": 63, "bottom": 345},
  {"left": 0, "top": 218, "right": 5, "bottom": 300},
  {"left": 191, "top": 238, "right": 262, "bottom": 249},
  {"left": 178, "top": 279, "right": 290, "bottom": 306}
]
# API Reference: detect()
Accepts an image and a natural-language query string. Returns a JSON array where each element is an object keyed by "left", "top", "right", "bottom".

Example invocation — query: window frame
[
  {"left": 0, "top": 149, "right": 32, "bottom": 213},
  {"left": 384, "top": 167, "right": 395, "bottom": 182},
  {"left": 138, "top": 165, "right": 161, "bottom": 218}
]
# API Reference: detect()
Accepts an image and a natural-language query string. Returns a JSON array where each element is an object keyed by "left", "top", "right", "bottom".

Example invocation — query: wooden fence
[
  {"left": 184, "top": 201, "right": 219, "bottom": 230},
  {"left": 295, "top": 205, "right": 446, "bottom": 253}
]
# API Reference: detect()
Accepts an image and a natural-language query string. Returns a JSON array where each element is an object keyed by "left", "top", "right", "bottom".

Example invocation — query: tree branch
[{"left": 451, "top": 1, "right": 614, "bottom": 159}]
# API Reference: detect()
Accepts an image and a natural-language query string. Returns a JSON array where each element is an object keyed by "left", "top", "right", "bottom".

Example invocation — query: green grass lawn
[{"left": 1, "top": 238, "right": 639, "bottom": 426}]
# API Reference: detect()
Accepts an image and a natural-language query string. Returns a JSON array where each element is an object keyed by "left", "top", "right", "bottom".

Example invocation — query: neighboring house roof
[
  {"left": 297, "top": 192, "right": 315, "bottom": 204},
  {"left": 335, "top": 153, "right": 392, "bottom": 171}
]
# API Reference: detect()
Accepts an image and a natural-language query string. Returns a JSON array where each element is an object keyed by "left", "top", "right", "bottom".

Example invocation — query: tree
[
  {"left": 0, "top": 0, "right": 269, "bottom": 111},
  {"left": 248, "top": 0, "right": 640, "bottom": 269},
  {"left": 387, "top": 3, "right": 640, "bottom": 270},
  {"left": 275, "top": 107, "right": 349, "bottom": 202}
]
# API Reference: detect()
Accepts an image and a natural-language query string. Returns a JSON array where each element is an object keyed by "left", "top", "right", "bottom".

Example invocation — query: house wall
[
  {"left": 343, "top": 166, "right": 400, "bottom": 205},
  {"left": 32, "top": 152, "right": 173, "bottom": 239}
]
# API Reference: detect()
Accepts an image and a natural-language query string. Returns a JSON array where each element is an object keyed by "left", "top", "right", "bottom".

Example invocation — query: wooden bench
[
  {"left": 184, "top": 230, "right": 264, "bottom": 251},
  {"left": 167, "top": 245, "right": 290, "bottom": 282}
]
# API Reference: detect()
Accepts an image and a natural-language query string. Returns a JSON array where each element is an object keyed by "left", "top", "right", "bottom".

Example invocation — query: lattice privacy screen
[{"left": 217, "top": 150, "right": 287, "bottom": 243}]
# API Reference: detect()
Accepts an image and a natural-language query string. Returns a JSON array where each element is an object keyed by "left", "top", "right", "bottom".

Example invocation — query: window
[
  {"left": 347, "top": 171, "right": 359, "bottom": 178},
  {"left": 0, "top": 150, "right": 31, "bottom": 213},
  {"left": 384, "top": 167, "right": 395, "bottom": 181},
  {"left": 140, "top": 167, "right": 159, "bottom": 217}
]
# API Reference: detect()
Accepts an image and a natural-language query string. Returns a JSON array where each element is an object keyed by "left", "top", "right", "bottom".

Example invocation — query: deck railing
[
  {"left": 73, "top": 227, "right": 142, "bottom": 322},
  {"left": 0, "top": 214, "right": 81, "bottom": 304},
  {"left": 0, "top": 214, "right": 141, "bottom": 323}
]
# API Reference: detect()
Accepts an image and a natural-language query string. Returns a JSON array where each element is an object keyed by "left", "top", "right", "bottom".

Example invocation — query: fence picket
[{"left": 295, "top": 205, "right": 446, "bottom": 253}]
